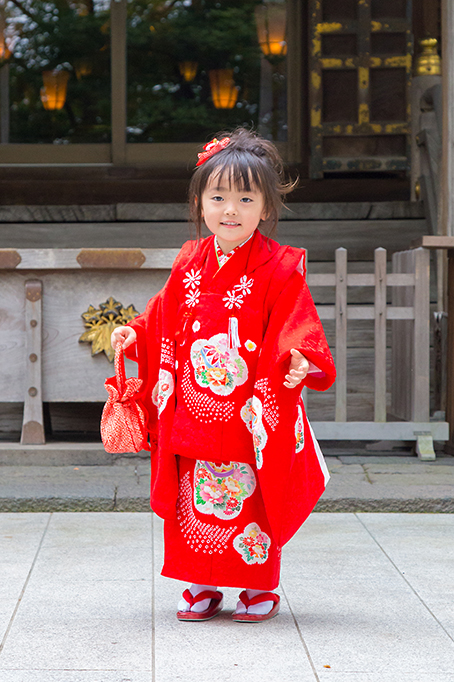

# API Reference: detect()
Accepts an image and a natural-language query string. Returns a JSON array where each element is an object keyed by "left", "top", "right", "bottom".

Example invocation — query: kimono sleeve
[{"left": 266, "top": 269, "right": 336, "bottom": 392}]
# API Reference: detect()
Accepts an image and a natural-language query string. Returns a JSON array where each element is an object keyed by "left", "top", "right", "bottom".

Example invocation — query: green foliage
[{"left": 6, "top": 0, "right": 266, "bottom": 143}]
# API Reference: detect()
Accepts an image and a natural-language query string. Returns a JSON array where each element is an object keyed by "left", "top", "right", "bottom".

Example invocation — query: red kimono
[{"left": 126, "top": 230, "right": 335, "bottom": 589}]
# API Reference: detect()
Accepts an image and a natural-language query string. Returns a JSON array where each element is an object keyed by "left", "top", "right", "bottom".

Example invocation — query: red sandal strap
[
  {"left": 239, "top": 591, "right": 279, "bottom": 608},
  {"left": 182, "top": 589, "right": 222, "bottom": 607},
  {"left": 182, "top": 589, "right": 194, "bottom": 607},
  {"left": 238, "top": 590, "right": 250, "bottom": 608}
]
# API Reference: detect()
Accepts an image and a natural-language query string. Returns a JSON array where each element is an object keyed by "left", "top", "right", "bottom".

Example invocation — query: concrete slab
[
  {"left": 0, "top": 514, "right": 50, "bottom": 642},
  {"left": 0, "top": 513, "right": 152, "bottom": 675},
  {"left": 152, "top": 516, "right": 317, "bottom": 682},
  {"left": 358, "top": 513, "right": 454, "bottom": 638},
  {"left": 282, "top": 515, "right": 454, "bottom": 676},
  {"left": 1, "top": 512, "right": 454, "bottom": 681}
]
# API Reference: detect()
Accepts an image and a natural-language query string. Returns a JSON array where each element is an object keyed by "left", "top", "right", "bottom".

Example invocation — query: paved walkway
[
  {"left": 1, "top": 454, "right": 453, "bottom": 512},
  {"left": 0, "top": 511, "right": 453, "bottom": 681}
]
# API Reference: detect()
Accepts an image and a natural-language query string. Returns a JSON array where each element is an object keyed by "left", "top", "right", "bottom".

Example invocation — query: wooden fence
[
  {"left": 306, "top": 246, "right": 448, "bottom": 459},
  {"left": 0, "top": 246, "right": 448, "bottom": 460}
]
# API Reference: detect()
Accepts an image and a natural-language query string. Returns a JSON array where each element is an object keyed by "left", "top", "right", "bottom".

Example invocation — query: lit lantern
[
  {"left": 40, "top": 70, "right": 70, "bottom": 111},
  {"left": 74, "top": 59, "right": 92, "bottom": 80},
  {"left": 179, "top": 61, "right": 198, "bottom": 82},
  {"left": 0, "top": 35, "right": 10, "bottom": 61},
  {"left": 254, "top": 1, "right": 287, "bottom": 58},
  {"left": 209, "top": 69, "right": 239, "bottom": 109}
]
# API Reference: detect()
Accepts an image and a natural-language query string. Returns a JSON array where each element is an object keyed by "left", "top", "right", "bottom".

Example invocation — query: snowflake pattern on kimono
[
  {"left": 233, "top": 522, "right": 271, "bottom": 564},
  {"left": 194, "top": 461, "right": 256, "bottom": 520},
  {"left": 190, "top": 333, "right": 248, "bottom": 396}
]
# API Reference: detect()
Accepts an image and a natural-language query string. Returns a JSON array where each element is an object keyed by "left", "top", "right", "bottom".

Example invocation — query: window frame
[{"left": 0, "top": 0, "right": 302, "bottom": 167}]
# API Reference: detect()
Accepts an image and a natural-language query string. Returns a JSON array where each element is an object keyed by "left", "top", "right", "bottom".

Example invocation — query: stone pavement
[
  {"left": 0, "top": 453, "right": 453, "bottom": 512},
  {"left": 0, "top": 511, "right": 454, "bottom": 681}
]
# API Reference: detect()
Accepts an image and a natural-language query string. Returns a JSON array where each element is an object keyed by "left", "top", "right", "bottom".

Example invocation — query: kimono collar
[{"left": 214, "top": 233, "right": 254, "bottom": 269}]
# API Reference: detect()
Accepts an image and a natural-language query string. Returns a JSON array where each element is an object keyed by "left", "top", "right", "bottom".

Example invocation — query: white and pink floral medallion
[{"left": 190, "top": 333, "right": 248, "bottom": 396}]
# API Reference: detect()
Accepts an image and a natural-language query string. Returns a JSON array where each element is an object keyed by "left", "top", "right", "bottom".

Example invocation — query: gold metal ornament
[
  {"left": 79, "top": 297, "right": 139, "bottom": 362},
  {"left": 415, "top": 39, "right": 441, "bottom": 76}
]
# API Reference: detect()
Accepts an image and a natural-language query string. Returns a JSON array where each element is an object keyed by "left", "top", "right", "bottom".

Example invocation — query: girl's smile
[{"left": 201, "top": 174, "right": 268, "bottom": 254}]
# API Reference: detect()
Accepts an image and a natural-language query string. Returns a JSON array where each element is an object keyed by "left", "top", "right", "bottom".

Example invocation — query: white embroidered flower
[
  {"left": 245, "top": 340, "right": 257, "bottom": 352},
  {"left": 183, "top": 268, "right": 202, "bottom": 289},
  {"left": 234, "top": 276, "right": 254, "bottom": 296},
  {"left": 223, "top": 290, "right": 244, "bottom": 310},
  {"left": 192, "top": 320, "right": 201, "bottom": 333},
  {"left": 185, "top": 288, "right": 201, "bottom": 308}
]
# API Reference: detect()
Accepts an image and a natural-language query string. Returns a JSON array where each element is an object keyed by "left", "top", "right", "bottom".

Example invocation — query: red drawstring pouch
[{"left": 101, "top": 345, "right": 149, "bottom": 453}]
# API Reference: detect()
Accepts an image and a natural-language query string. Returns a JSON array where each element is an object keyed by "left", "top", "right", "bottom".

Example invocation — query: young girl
[{"left": 111, "top": 128, "right": 336, "bottom": 622}]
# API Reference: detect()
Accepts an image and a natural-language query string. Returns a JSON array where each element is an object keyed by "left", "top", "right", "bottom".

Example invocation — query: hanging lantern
[
  {"left": 179, "top": 61, "right": 198, "bottom": 82},
  {"left": 254, "top": 1, "right": 287, "bottom": 58},
  {"left": 40, "top": 70, "right": 70, "bottom": 111},
  {"left": 209, "top": 69, "right": 239, "bottom": 109},
  {"left": 74, "top": 59, "right": 92, "bottom": 80},
  {"left": 0, "top": 36, "right": 10, "bottom": 61}
]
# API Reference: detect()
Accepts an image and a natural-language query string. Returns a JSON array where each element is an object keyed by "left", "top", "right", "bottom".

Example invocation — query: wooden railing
[
  {"left": 307, "top": 246, "right": 448, "bottom": 460},
  {"left": 0, "top": 246, "right": 448, "bottom": 459}
]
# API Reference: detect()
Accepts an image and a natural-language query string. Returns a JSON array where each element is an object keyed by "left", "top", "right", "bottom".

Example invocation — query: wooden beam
[
  {"left": 311, "top": 421, "right": 449, "bottom": 440},
  {"left": 412, "top": 235, "right": 454, "bottom": 248}
]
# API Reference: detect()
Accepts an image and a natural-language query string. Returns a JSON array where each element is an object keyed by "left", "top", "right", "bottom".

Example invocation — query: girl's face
[{"left": 200, "top": 171, "right": 267, "bottom": 254}]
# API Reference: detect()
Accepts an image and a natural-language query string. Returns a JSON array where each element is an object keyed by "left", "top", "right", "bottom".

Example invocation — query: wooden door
[{"left": 309, "top": 0, "right": 413, "bottom": 178}]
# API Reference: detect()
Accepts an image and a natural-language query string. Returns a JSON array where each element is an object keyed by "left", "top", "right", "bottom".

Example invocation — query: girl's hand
[
  {"left": 111, "top": 325, "right": 137, "bottom": 350},
  {"left": 284, "top": 349, "right": 309, "bottom": 388}
]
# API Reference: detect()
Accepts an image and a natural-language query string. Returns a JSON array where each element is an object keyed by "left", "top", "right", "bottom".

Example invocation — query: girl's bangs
[{"left": 209, "top": 154, "right": 265, "bottom": 195}]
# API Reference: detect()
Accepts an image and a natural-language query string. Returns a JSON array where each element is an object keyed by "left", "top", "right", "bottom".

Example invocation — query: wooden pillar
[
  {"left": 111, "top": 0, "right": 127, "bottom": 165},
  {"left": 413, "top": 247, "right": 430, "bottom": 422},
  {"left": 335, "top": 248, "right": 347, "bottom": 422},
  {"left": 441, "top": 0, "right": 454, "bottom": 237},
  {"left": 0, "top": 64, "right": 9, "bottom": 144},
  {"left": 446, "top": 250, "right": 454, "bottom": 452},
  {"left": 374, "top": 248, "right": 387, "bottom": 422},
  {"left": 21, "top": 280, "right": 45, "bottom": 445}
]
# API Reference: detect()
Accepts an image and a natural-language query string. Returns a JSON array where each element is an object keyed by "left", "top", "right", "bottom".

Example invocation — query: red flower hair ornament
[{"left": 196, "top": 137, "right": 230, "bottom": 166}]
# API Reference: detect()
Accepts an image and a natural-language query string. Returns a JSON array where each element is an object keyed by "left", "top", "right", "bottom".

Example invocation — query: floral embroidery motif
[
  {"left": 182, "top": 362, "right": 234, "bottom": 423},
  {"left": 192, "top": 320, "right": 201, "bottom": 333},
  {"left": 223, "top": 290, "right": 244, "bottom": 310},
  {"left": 156, "top": 369, "right": 174, "bottom": 416},
  {"left": 234, "top": 276, "right": 254, "bottom": 296},
  {"left": 194, "top": 461, "right": 256, "bottom": 520},
  {"left": 183, "top": 268, "right": 202, "bottom": 289},
  {"left": 241, "top": 397, "right": 267, "bottom": 469},
  {"left": 295, "top": 403, "right": 305, "bottom": 454},
  {"left": 178, "top": 472, "right": 237, "bottom": 554},
  {"left": 245, "top": 340, "right": 256, "bottom": 352},
  {"left": 191, "top": 333, "right": 248, "bottom": 396},
  {"left": 233, "top": 523, "right": 271, "bottom": 565},
  {"left": 185, "top": 288, "right": 201, "bottom": 308}
]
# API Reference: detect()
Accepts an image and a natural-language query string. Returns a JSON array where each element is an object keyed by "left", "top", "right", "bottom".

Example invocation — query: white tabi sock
[
  {"left": 177, "top": 584, "right": 218, "bottom": 613},
  {"left": 235, "top": 588, "right": 275, "bottom": 616}
]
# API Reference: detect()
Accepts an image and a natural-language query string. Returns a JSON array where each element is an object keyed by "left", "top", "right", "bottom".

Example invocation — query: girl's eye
[
  {"left": 240, "top": 197, "right": 253, "bottom": 203},
  {"left": 212, "top": 195, "right": 223, "bottom": 202}
]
